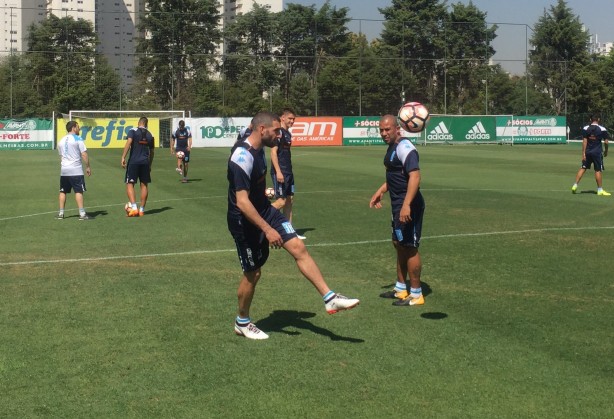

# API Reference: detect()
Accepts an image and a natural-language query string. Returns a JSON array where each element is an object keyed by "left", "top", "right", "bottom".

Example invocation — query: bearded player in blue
[
  {"left": 370, "top": 114, "right": 425, "bottom": 306},
  {"left": 227, "top": 111, "right": 359, "bottom": 340}
]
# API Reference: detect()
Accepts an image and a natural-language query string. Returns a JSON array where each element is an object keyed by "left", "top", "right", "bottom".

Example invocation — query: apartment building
[{"left": 1, "top": 1, "right": 283, "bottom": 87}]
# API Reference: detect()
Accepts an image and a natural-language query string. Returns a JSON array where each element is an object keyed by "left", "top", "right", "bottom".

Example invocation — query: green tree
[
  {"left": 379, "top": 0, "right": 449, "bottom": 106},
  {"left": 25, "top": 15, "right": 121, "bottom": 114},
  {"left": 136, "top": 0, "right": 221, "bottom": 110},
  {"left": 443, "top": 2, "right": 497, "bottom": 114},
  {"left": 529, "top": 0, "right": 589, "bottom": 115},
  {"left": 0, "top": 55, "right": 42, "bottom": 117}
]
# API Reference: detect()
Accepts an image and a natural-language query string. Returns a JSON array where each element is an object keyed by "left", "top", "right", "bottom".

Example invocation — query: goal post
[{"left": 67, "top": 110, "right": 186, "bottom": 148}]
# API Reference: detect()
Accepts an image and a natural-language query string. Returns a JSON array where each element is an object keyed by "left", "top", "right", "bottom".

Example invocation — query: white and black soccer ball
[
  {"left": 176, "top": 151, "right": 185, "bottom": 160},
  {"left": 398, "top": 102, "right": 430, "bottom": 133},
  {"left": 265, "top": 187, "right": 275, "bottom": 199}
]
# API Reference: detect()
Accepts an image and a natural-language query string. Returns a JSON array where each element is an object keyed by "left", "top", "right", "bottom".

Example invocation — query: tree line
[{"left": 0, "top": 0, "right": 612, "bottom": 134}]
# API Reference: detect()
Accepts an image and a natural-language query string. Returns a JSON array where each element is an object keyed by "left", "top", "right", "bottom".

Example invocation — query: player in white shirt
[{"left": 57, "top": 121, "right": 92, "bottom": 220}]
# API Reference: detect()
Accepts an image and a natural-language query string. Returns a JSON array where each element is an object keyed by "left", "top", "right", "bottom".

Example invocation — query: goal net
[{"left": 66, "top": 110, "right": 187, "bottom": 148}]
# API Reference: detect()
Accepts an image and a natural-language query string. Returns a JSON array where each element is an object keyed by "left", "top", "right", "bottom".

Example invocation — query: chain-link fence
[{"left": 1, "top": 6, "right": 564, "bottom": 121}]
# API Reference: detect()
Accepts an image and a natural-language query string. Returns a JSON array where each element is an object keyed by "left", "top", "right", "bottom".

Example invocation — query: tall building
[
  {"left": 0, "top": 0, "right": 46, "bottom": 54},
  {"left": 219, "top": 0, "right": 282, "bottom": 27},
  {"left": 589, "top": 34, "right": 614, "bottom": 56},
  {"left": 218, "top": 0, "right": 283, "bottom": 53},
  {"left": 1, "top": 1, "right": 285, "bottom": 87},
  {"left": 1, "top": 0, "right": 143, "bottom": 88},
  {"left": 46, "top": 0, "right": 143, "bottom": 88}
]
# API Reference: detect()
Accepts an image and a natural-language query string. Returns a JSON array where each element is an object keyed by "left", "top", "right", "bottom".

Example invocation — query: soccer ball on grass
[
  {"left": 265, "top": 187, "right": 275, "bottom": 199},
  {"left": 398, "top": 101, "right": 430, "bottom": 133}
]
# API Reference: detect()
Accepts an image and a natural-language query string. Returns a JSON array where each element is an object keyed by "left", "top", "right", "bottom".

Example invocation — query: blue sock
[
  {"left": 236, "top": 316, "right": 250, "bottom": 326},
  {"left": 394, "top": 281, "right": 407, "bottom": 292},
  {"left": 410, "top": 287, "right": 422, "bottom": 297},
  {"left": 323, "top": 291, "right": 336, "bottom": 303}
]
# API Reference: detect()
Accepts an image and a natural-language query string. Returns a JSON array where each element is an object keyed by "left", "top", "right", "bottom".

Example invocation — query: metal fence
[{"left": 0, "top": 7, "right": 548, "bottom": 119}]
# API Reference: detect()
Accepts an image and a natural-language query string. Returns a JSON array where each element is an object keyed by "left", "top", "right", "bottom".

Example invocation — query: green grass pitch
[{"left": 0, "top": 144, "right": 612, "bottom": 417}]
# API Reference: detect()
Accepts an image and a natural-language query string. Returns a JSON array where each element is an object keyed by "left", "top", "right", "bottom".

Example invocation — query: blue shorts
[
  {"left": 581, "top": 151, "right": 604, "bottom": 172},
  {"left": 231, "top": 205, "right": 298, "bottom": 272},
  {"left": 391, "top": 198, "right": 425, "bottom": 249},
  {"left": 271, "top": 172, "right": 295, "bottom": 198},
  {"left": 125, "top": 163, "right": 151, "bottom": 184},
  {"left": 59, "top": 176, "right": 86, "bottom": 194}
]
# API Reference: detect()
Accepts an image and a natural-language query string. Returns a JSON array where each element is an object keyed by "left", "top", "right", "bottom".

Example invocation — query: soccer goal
[{"left": 67, "top": 110, "right": 188, "bottom": 148}]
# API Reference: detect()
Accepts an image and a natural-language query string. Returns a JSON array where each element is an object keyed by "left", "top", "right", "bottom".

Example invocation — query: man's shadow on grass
[
  {"left": 380, "top": 280, "right": 432, "bottom": 298},
  {"left": 67, "top": 210, "right": 107, "bottom": 219},
  {"left": 144, "top": 206, "right": 173, "bottom": 215},
  {"left": 256, "top": 310, "right": 364, "bottom": 343},
  {"left": 295, "top": 227, "right": 315, "bottom": 236}
]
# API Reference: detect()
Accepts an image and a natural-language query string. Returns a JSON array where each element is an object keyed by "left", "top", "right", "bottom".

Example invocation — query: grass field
[{"left": 1, "top": 144, "right": 613, "bottom": 418}]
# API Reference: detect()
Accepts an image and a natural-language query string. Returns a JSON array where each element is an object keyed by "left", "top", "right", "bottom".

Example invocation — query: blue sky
[{"left": 287, "top": 0, "right": 613, "bottom": 74}]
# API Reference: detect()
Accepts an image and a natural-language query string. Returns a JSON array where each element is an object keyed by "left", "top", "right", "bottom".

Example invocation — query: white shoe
[
  {"left": 175, "top": 167, "right": 182, "bottom": 174},
  {"left": 325, "top": 294, "right": 360, "bottom": 314},
  {"left": 297, "top": 234, "right": 306, "bottom": 240},
  {"left": 234, "top": 322, "right": 269, "bottom": 340}
]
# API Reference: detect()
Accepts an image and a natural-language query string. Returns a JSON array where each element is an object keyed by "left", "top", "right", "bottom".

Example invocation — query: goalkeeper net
[{"left": 66, "top": 110, "right": 187, "bottom": 148}]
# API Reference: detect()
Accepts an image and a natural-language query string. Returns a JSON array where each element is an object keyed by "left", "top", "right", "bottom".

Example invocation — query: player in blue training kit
[
  {"left": 572, "top": 115, "right": 610, "bottom": 195},
  {"left": 370, "top": 114, "right": 425, "bottom": 306},
  {"left": 227, "top": 111, "right": 359, "bottom": 340},
  {"left": 121, "top": 116, "right": 155, "bottom": 217},
  {"left": 270, "top": 108, "right": 306, "bottom": 239},
  {"left": 171, "top": 120, "right": 192, "bottom": 183}
]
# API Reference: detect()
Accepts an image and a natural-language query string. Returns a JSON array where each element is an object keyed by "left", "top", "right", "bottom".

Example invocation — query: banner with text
[
  {"left": 425, "top": 115, "right": 497, "bottom": 143},
  {"left": 496, "top": 116, "right": 566, "bottom": 144},
  {"left": 290, "top": 117, "right": 343, "bottom": 146},
  {"left": 342, "top": 116, "right": 421, "bottom": 146},
  {"left": 177, "top": 117, "right": 251, "bottom": 148},
  {"left": 56, "top": 117, "right": 160, "bottom": 149},
  {"left": 0, "top": 119, "right": 53, "bottom": 150}
]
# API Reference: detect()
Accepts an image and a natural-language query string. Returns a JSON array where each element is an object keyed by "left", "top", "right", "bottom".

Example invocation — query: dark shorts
[
  {"left": 177, "top": 149, "right": 191, "bottom": 163},
  {"left": 230, "top": 205, "right": 298, "bottom": 272},
  {"left": 59, "top": 176, "right": 86, "bottom": 194},
  {"left": 125, "top": 163, "right": 151, "bottom": 184},
  {"left": 391, "top": 199, "right": 425, "bottom": 249},
  {"left": 271, "top": 172, "right": 295, "bottom": 198},
  {"left": 581, "top": 151, "right": 604, "bottom": 172}
]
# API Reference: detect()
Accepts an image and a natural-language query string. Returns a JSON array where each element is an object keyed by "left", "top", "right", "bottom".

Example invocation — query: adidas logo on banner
[
  {"left": 466, "top": 121, "right": 491, "bottom": 140},
  {"left": 427, "top": 121, "right": 453, "bottom": 141}
]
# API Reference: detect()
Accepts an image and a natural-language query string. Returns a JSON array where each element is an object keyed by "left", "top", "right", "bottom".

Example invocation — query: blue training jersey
[
  {"left": 172, "top": 127, "right": 191, "bottom": 150},
  {"left": 271, "top": 127, "right": 293, "bottom": 175},
  {"left": 582, "top": 123, "right": 609, "bottom": 154},
  {"left": 126, "top": 127, "right": 154, "bottom": 165},
  {"left": 384, "top": 138, "right": 422, "bottom": 212},
  {"left": 227, "top": 140, "right": 270, "bottom": 232}
]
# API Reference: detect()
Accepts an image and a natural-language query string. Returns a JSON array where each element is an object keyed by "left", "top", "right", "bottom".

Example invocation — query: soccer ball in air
[
  {"left": 176, "top": 151, "right": 185, "bottom": 160},
  {"left": 265, "top": 187, "right": 275, "bottom": 199},
  {"left": 398, "top": 102, "right": 430, "bottom": 133}
]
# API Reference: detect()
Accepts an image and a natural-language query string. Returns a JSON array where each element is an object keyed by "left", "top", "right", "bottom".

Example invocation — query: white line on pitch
[
  {"left": 0, "top": 188, "right": 576, "bottom": 222},
  {"left": 1, "top": 225, "right": 612, "bottom": 267}
]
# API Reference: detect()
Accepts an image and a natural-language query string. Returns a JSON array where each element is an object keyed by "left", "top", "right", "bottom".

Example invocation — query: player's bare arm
[
  {"left": 121, "top": 138, "right": 132, "bottom": 168},
  {"left": 400, "top": 170, "right": 421, "bottom": 223},
  {"left": 370, "top": 182, "right": 388, "bottom": 208},
  {"left": 271, "top": 145, "right": 284, "bottom": 183}
]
